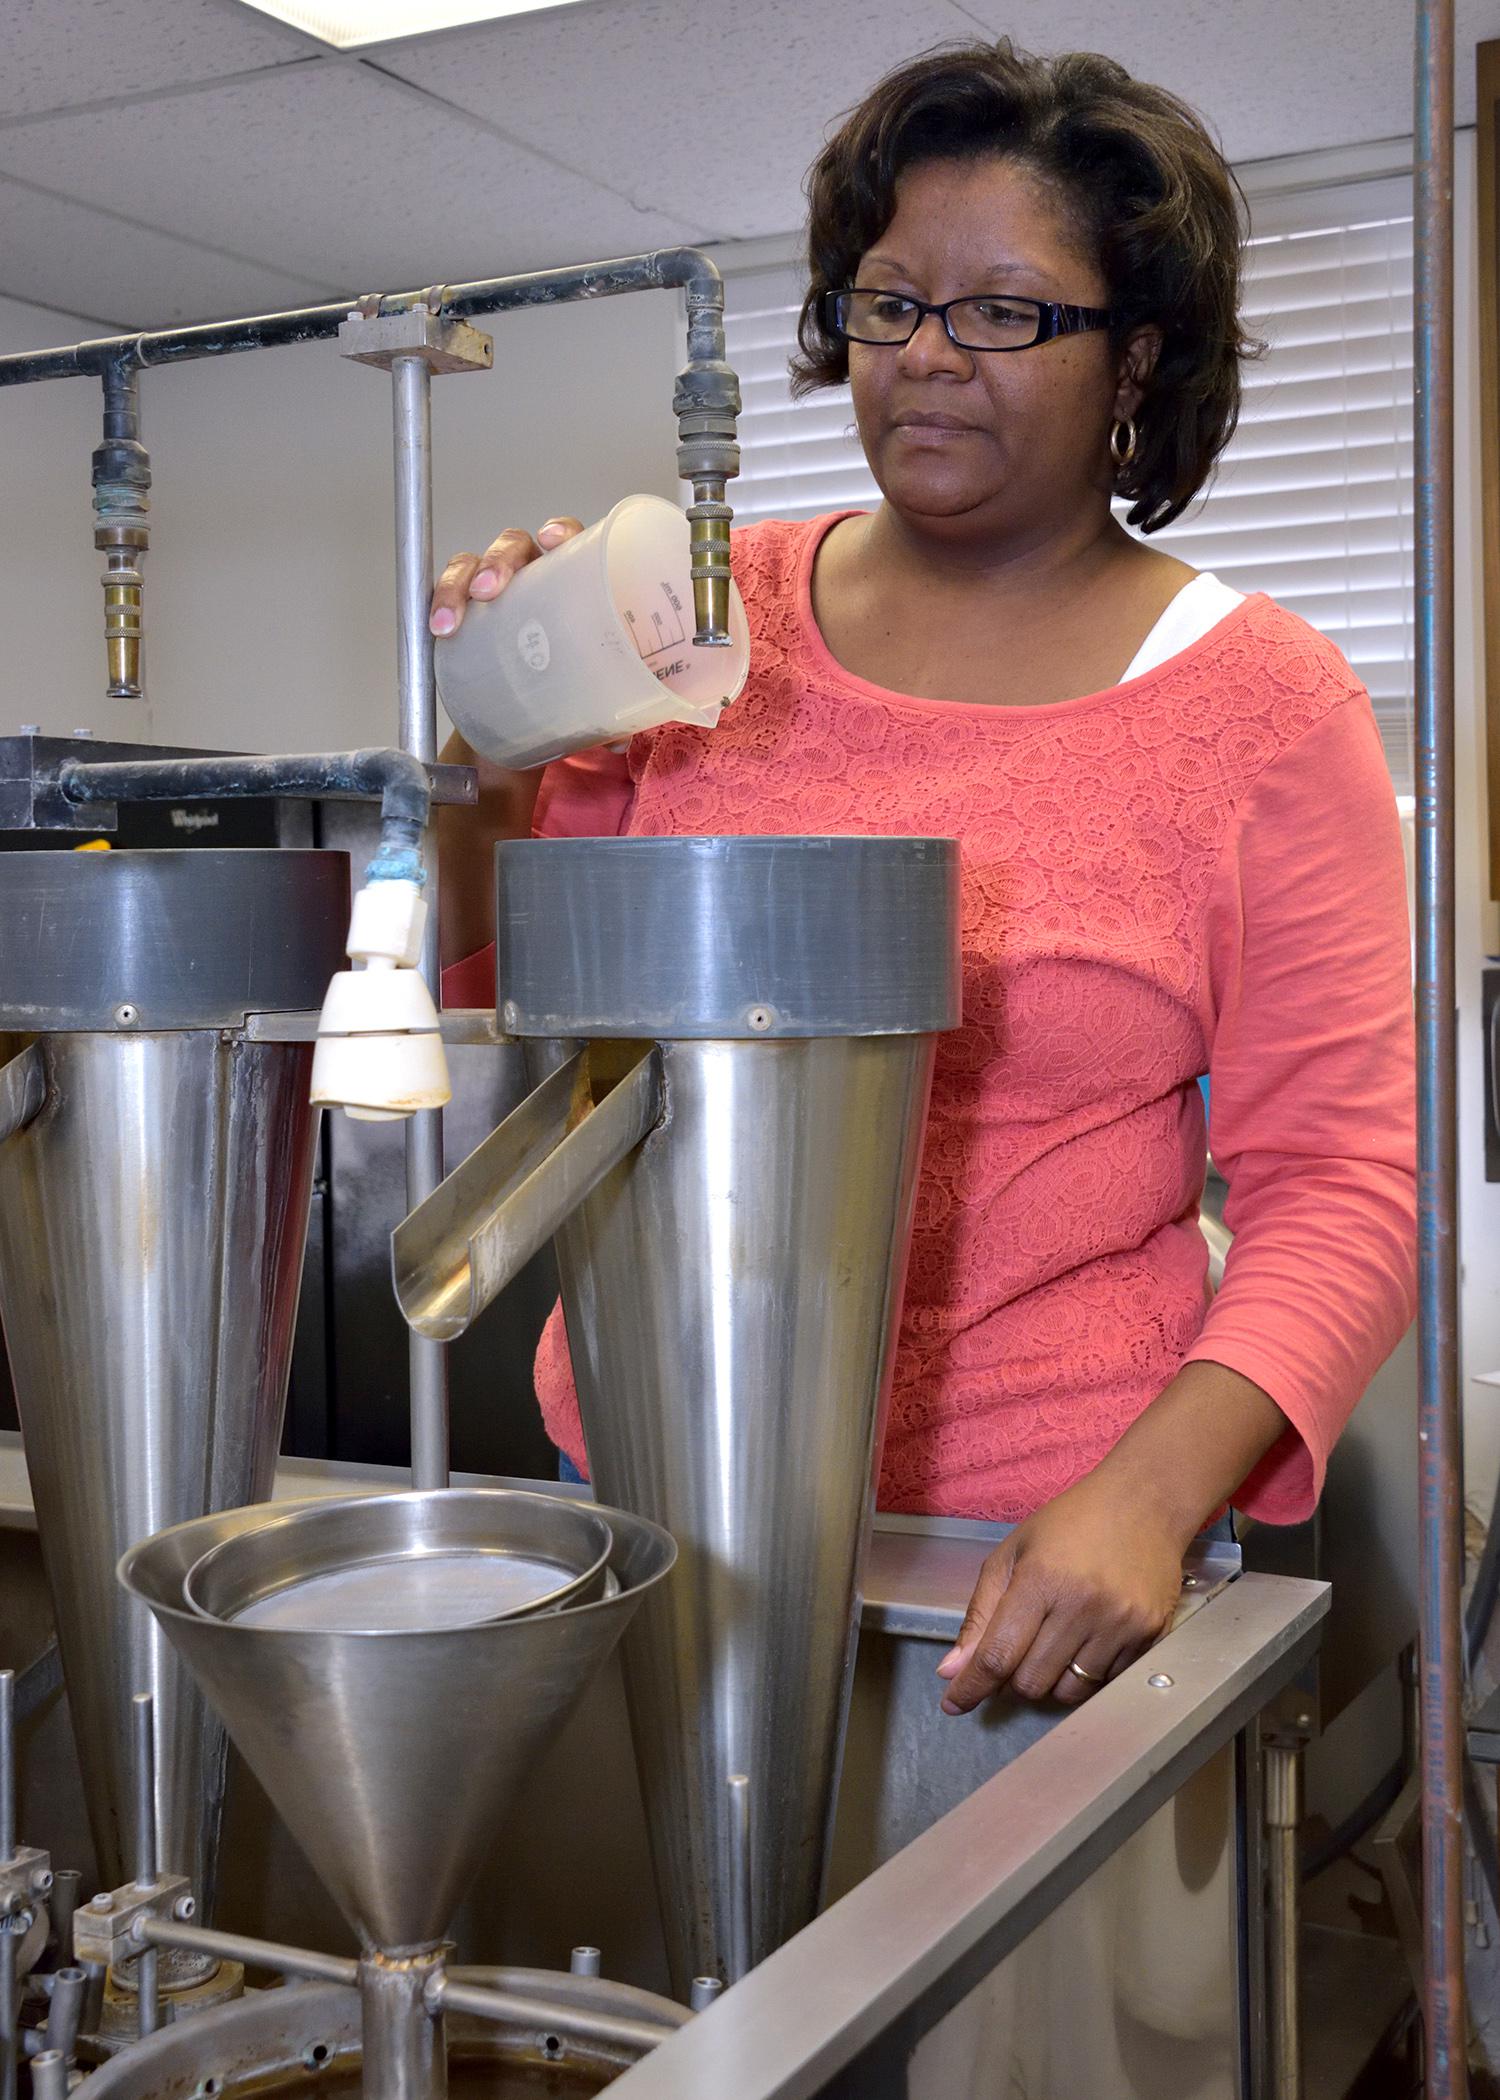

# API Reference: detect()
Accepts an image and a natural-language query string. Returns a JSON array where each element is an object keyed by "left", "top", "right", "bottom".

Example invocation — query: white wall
[{"left": 0, "top": 287, "right": 684, "bottom": 754}]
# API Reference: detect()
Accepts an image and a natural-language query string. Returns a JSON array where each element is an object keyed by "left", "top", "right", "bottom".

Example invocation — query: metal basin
[
  {"left": 182, "top": 1490, "right": 615, "bottom": 1631},
  {"left": 75, "top": 1969, "right": 687, "bottom": 2099},
  {"left": 119, "top": 1495, "right": 676, "bottom": 1953}
]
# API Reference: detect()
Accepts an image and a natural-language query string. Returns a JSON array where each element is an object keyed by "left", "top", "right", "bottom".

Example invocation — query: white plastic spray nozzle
[{"left": 310, "top": 879, "right": 451, "bottom": 1122}]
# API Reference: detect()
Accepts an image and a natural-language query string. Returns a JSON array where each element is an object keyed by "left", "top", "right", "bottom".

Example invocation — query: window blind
[{"left": 720, "top": 174, "right": 1416, "bottom": 792}]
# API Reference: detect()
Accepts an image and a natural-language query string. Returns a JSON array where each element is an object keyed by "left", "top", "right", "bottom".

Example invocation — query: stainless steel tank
[
  {"left": 73, "top": 1967, "right": 685, "bottom": 2099},
  {"left": 0, "top": 848, "right": 347, "bottom": 1905},
  {"left": 396, "top": 835, "right": 961, "bottom": 1993}
]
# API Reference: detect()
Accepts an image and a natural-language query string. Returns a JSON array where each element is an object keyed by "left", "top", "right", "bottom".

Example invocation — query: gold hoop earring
[{"left": 1110, "top": 417, "right": 1138, "bottom": 470}]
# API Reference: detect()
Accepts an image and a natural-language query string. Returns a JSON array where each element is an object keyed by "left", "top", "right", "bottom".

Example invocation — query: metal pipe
[
  {"left": 1263, "top": 1738, "right": 1303, "bottom": 2100},
  {"left": 0, "top": 250, "right": 724, "bottom": 383},
  {"left": 131, "top": 1693, "right": 157, "bottom": 1890},
  {"left": 0, "top": 1672, "right": 13, "bottom": 2100},
  {"left": 29, "top": 2051, "right": 66, "bottom": 2100},
  {"left": 59, "top": 747, "right": 436, "bottom": 888},
  {"left": 0, "top": 1918, "right": 14, "bottom": 2100},
  {"left": 1414, "top": 0, "right": 1466, "bottom": 2088},
  {"left": 44, "top": 1968, "right": 84, "bottom": 2063},
  {"left": 359, "top": 1950, "right": 446, "bottom": 2100},
  {"left": 130, "top": 1694, "right": 159, "bottom": 2040},
  {"left": 428, "top": 1972, "right": 669, "bottom": 2057},
  {"left": 93, "top": 358, "right": 149, "bottom": 702},
  {"left": 78, "top": 1966, "right": 104, "bottom": 2036},
  {"left": 47, "top": 1874, "right": 80, "bottom": 1970},
  {"left": 0, "top": 1672, "right": 13, "bottom": 1860},
  {"left": 0, "top": 250, "right": 738, "bottom": 652},
  {"left": 390, "top": 351, "right": 450, "bottom": 1492},
  {"left": 689, "top": 1977, "right": 724, "bottom": 2013},
  {"left": 727, "top": 1774, "right": 753, "bottom": 1985},
  {"left": 137, "top": 1916, "right": 358, "bottom": 1987}
]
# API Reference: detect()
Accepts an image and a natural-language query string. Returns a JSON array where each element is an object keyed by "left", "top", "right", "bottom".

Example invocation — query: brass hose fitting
[{"left": 92, "top": 358, "right": 150, "bottom": 701}]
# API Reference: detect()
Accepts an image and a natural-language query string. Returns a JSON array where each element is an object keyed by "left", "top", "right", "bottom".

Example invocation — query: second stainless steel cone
[
  {"left": 490, "top": 836, "right": 961, "bottom": 1992},
  {"left": 0, "top": 848, "right": 346, "bottom": 1903},
  {"left": 551, "top": 1033, "right": 934, "bottom": 1989},
  {"left": 120, "top": 1491, "right": 676, "bottom": 1953}
]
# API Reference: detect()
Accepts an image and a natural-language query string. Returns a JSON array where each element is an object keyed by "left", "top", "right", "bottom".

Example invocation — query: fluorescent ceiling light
[{"left": 236, "top": 0, "right": 589, "bottom": 49}]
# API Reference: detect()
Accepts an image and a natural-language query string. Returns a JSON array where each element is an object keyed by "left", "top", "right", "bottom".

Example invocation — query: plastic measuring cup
[{"left": 435, "top": 492, "right": 750, "bottom": 770}]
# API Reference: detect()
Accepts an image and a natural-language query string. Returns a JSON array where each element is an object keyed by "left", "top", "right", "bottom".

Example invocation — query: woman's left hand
[{"left": 935, "top": 1471, "right": 1190, "bottom": 1714}]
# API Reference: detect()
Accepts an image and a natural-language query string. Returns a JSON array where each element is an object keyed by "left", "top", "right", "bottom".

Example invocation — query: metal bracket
[
  {"left": 0, "top": 1846, "right": 53, "bottom": 1929},
  {"left": 72, "top": 1875, "right": 191, "bottom": 1967},
  {"left": 337, "top": 301, "right": 493, "bottom": 376},
  {"left": 244, "top": 1005, "right": 514, "bottom": 1046}
]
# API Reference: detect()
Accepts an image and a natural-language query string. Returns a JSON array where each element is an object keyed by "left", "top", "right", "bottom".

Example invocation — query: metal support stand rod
[
  {"left": 0, "top": 1672, "right": 14, "bottom": 2100},
  {"left": 1414, "top": 0, "right": 1466, "bottom": 2090},
  {"left": 1263, "top": 1737, "right": 1303, "bottom": 2100},
  {"left": 727, "top": 1773, "right": 752, "bottom": 1985},
  {"left": 131, "top": 1692, "right": 160, "bottom": 2039},
  {"left": 428, "top": 1973, "right": 669, "bottom": 2057},
  {"left": 138, "top": 1916, "right": 358, "bottom": 1986},
  {"left": 47, "top": 1872, "right": 80, "bottom": 1970},
  {"left": 391, "top": 349, "right": 449, "bottom": 1492}
]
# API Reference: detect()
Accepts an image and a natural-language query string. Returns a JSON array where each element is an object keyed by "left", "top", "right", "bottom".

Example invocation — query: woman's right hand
[{"left": 428, "top": 517, "right": 583, "bottom": 636}]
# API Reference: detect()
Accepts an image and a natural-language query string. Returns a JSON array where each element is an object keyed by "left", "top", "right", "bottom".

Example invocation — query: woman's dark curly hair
[{"left": 793, "top": 40, "right": 1258, "bottom": 532}]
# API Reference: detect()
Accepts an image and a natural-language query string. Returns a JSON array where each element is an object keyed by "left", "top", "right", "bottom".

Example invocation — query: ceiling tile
[
  {"left": 0, "top": 0, "right": 311, "bottom": 122},
  {"left": 377, "top": 0, "right": 986, "bottom": 241},
  {"left": 0, "top": 177, "right": 334, "bottom": 330},
  {"left": 0, "top": 60, "right": 703, "bottom": 294},
  {"left": 911, "top": 0, "right": 1500, "bottom": 162}
]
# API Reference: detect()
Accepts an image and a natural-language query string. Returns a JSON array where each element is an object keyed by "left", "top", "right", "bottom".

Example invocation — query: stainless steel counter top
[{"left": 0, "top": 1433, "right": 1238, "bottom": 1639}]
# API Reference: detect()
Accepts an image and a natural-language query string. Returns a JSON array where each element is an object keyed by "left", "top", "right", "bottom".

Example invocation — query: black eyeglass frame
[{"left": 820, "top": 288, "right": 1116, "bottom": 352}]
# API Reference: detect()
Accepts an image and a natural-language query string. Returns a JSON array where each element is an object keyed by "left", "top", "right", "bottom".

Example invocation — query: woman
[{"left": 432, "top": 42, "right": 1416, "bottom": 1717}]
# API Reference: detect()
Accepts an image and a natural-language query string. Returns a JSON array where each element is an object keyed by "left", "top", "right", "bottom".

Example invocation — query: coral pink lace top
[{"left": 446, "top": 514, "right": 1417, "bottom": 1526}]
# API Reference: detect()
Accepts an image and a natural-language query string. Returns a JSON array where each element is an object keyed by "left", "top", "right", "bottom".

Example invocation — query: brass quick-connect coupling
[
  {"left": 674, "top": 361, "right": 740, "bottom": 649},
  {"left": 97, "top": 531, "right": 146, "bottom": 700}
]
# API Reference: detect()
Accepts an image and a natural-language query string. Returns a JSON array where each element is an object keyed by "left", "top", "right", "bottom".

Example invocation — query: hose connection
[{"left": 93, "top": 358, "right": 150, "bottom": 702}]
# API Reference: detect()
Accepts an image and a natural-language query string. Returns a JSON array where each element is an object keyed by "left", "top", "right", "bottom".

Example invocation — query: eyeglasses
[{"left": 821, "top": 288, "right": 1114, "bottom": 354}]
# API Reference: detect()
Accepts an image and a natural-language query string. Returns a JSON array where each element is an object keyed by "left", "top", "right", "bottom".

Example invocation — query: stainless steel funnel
[
  {"left": 120, "top": 1491, "right": 676, "bottom": 1952},
  {"left": 0, "top": 849, "right": 347, "bottom": 1904},
  {"left": 398, "top": 836, "right": 960, "bottom": 1991}
]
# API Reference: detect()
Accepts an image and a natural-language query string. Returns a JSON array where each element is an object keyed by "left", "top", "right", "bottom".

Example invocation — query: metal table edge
[{"left": 605, "top": 1571, "right": 1329, "bottom": 2100}]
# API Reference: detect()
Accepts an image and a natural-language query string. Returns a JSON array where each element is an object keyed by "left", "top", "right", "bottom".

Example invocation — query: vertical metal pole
[
  {"left": 391, "top": 350, "right": 449, "bottom": 1492},
  {"left": 727, "top": 1772, "right": 752, "bottom": 1985},
  {"left": 358, "top": 1950, "right": 447, "bottom": 2100},
  {"left": 131, "top": 1692, "right": 159, "bottom": 2038},
  {"left": 0, "top": 1671, "right": 15, "bottom": 2100},
  {"left": 48, "top": 1870, "right": 81, "bottom": 1969},
  {"left": 1263, "top": 1736, "right": 1303, "bottom": 2100},
  {"left": 0, "top": 1671, "right": 13, "bottom": 1862},
  {"left": 1414, "top": 0, "right": 1466, "bottom": 2088}
]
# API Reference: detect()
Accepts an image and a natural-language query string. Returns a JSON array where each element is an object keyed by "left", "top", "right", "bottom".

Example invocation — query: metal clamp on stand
[
  {"left": 72, "top": 1699, "right": 192, "bottom": 2042},
  {"left": 0, "top": 1673, "right": 53, "bottom": 2100}
]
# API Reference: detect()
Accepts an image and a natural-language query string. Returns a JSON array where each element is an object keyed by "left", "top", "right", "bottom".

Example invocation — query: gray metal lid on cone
[
  {"left": 494, "top": 835, "right": 961, "bottom": 1039},
  {"left": 0, "top": 850, "right": 348, "bottom": 1031},
  {"left": 118, "top": 1491, "right": 675, "bottom": 1953}
]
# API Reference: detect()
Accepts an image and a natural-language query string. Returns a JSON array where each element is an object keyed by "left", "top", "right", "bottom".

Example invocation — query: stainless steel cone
[
  {"left": 119, "top": 1491, "right": 675, "bottom": 1952},
  {"left": 0, "top": 849, "right": 347, "bottom": 1903},
  {"left": 551, "top": 1035, "right": 934, "bottom": 1988},
  {"left": 491, "top": 836, "right": 961, "bottom": 1992}
]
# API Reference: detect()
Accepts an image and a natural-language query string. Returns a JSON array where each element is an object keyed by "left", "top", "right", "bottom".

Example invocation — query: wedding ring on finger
[{"left": 1066, "top": 1658, "right": 1105, "bottom": 1685}]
